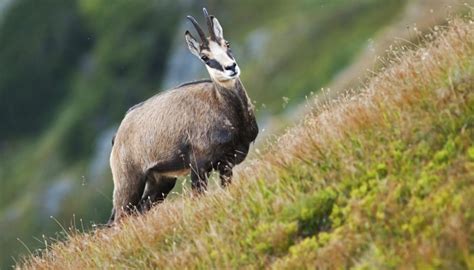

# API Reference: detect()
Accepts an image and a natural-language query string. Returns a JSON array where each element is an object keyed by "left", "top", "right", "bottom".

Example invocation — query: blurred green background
[{"left": 0, "top": 0, "right": 449, "bottom": 267}]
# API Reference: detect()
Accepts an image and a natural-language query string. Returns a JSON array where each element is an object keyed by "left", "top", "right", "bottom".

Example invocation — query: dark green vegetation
[
  {"left": 20, "top": 15, "right": 474, "bottom": 269},
  {"left": 0, "top": 0, "right": 460, "bottom": 267}
]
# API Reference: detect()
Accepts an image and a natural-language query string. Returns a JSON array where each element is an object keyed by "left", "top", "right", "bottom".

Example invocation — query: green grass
[
  {"left": 0, "top": 1, "right": 409, "bottom": 267},
  {"left": 19, "top": 14, "right": 474, "bottom": 269}
]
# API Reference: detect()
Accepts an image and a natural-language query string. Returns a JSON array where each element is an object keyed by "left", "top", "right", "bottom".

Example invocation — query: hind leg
[
  {"left": 139, "top": 174, "right": 177, "bottom": 212},
  {"left": 111, "top": 170, "right": 146, "bottom": 223},
  {"left": 107, "top": 207, "right": 116, "bottom": 226}
]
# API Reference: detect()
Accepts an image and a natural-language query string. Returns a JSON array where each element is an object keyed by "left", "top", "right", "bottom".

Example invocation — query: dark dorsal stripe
[
  {"left": 126, "top": 79, "right": 212, "bottom": 117},
  {"left": 126, "top": 101, "right": 145, "bottom": 114},
  {"left": 174, "top": 79, "right": 212, "bottom": 89}
]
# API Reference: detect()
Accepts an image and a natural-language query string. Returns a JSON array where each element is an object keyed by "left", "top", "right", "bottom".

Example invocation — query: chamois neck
[
  {"left": 214, "top": 78, "right": 254, "bottom": 116},
  {"left": 212, "top": 77, "right": 239, "bottom": 90},
  {"left": 213, "top": 78, "right": 246, "bottom": 96},
  {"left": 213, "top": 77, "right": 258, "bottom": 143}
]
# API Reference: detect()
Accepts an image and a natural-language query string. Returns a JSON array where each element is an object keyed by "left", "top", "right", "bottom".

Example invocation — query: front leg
[
  {"left": 219, "top": 163, "right": 233, "bottom": 187},
  {"left": 190, "top": 165, "right": 210, "bottom": 194}
]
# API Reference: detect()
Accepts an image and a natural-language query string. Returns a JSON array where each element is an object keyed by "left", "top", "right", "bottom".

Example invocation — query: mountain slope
[
  {"left": 20, "top": 15, "right": 473, "bottom": 269},
  {"left": 0, "top": 1, "right": 410, "bottom": 267}
]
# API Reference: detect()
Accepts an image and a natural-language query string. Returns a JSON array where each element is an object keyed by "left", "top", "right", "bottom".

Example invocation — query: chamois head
[{"left": 185, "top": 8, "right": 240, "bottom": 85}]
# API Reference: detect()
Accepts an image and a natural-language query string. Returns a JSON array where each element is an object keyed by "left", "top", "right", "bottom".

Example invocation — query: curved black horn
[
  {"left": 203, "top": 8, "right": 216, "bottom": 41},
  {"left": 186, "top": 15, "right": 207, "bottom": 43}
]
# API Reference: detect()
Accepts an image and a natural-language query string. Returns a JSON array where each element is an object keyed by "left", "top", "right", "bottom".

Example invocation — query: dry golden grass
[{"left": 19, "top": 12, "right": 473, "bottom": 270}]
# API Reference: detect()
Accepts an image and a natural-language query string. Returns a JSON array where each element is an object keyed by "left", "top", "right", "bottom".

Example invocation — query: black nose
[{"left": 225, "top": 63, "right": 237, "bottom": 71}]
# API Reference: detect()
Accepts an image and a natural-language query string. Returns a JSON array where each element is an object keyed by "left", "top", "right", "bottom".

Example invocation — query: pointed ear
[
  {"left": 211, "top": 16, "right": 224, "bottom": 40},
  {"left": 185, "top": 31, "right": 200, "bottom": 57}
]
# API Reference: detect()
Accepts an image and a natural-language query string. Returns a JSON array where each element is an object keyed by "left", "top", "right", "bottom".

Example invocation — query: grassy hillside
[
  {"left": 0, "top": 1, "right": 411, "bottom": 267},
  {"left": 19, "top": 14, "right": 473, "bottom": 269}
]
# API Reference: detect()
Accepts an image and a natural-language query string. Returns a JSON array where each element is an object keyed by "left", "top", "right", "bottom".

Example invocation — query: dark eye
[
  {"left": 225, "top": 41, "right": 230, "bottom": 48},
  {"left": 201, "top": 55, "right": 209, "bottom": 62}
]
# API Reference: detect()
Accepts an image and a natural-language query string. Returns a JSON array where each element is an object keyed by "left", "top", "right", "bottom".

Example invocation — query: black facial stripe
[
  {"left": 226, "top": 50, "right": 234, "bottom": 60},
  {"left": 207, "top": 59, "right": 224, "bottom": 71}
]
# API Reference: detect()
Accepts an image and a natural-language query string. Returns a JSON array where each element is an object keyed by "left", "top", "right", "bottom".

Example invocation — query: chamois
[{"left": 108, "top": 8, "right": 258, "bottom": 224}]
